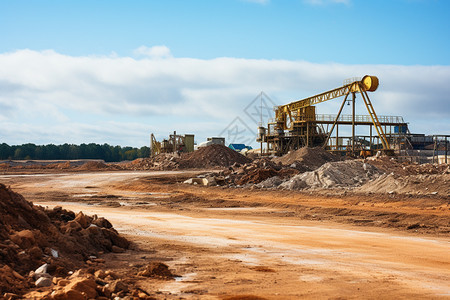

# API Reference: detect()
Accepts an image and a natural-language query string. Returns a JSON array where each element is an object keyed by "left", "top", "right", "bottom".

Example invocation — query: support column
[
  {"left": 336, "top": 124, "right": 339, "bottom": 151},
  {"left": 306, "top": 122, "right": 309, "bottom": 147},
  {"left": 446, "top": 136, "right": 448, "bottom": 164},
  {"left": 352, "top": 92, "right": 356, "bottom": 152}
]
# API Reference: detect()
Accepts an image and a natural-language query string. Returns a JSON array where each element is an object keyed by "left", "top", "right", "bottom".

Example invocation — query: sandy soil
[{"left": 1, "top": 170, "right": 449, "bottom": 299}]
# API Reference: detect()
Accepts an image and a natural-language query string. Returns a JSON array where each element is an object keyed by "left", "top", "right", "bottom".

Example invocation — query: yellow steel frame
[{"left": 274, "top": 76, "right": 390, "bottom": 150}]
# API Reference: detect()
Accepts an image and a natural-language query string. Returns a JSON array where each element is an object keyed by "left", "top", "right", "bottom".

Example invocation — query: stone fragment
[{"left": 35, "top": 276, "right": 52, "bottom": 287}]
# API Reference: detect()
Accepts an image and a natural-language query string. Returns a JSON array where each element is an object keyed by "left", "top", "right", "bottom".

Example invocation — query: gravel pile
[
  {"left": 272, "top": 147, "right": 341, "bottom": 170},
  {"left": 279, "top": 160, "right": 381, "bottom": 190}
]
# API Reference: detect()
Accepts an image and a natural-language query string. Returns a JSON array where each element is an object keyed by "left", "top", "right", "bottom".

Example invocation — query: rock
[
  {"left": 256, "top": 176, "right": 283, "bottom": 189},
  {"left": 51, "top": 289, "right": 85, "bottom": 300},
  {"left": 35, "top": 276, "right": 52, "bottom": 287},
  {"left": 101, "top": 286, "right": 112, "bottom": 298},
  {"left": 92, "top": 217, "right": 112, "bottom": 229},
  {"left": 51, "top": 248, "right": 59, "bottom": 258},
  {"left": 112, "top": 245, "right": 125, "bottom": 253},
  {"left": 3, "top": 293, "right": 20, "bottom": 300},
  {"left": 9, "top": 229, "right": 35, "bottom": 249},
  {"left": 104, "top": 270, "right": 119, "bottom": 279},
  {"left": 69, "top": 269, "right": 85, "bottom": 279},
  {"left": 57, "top": 279, "right": 71, "bottom": 287},
  {"left": 74, "top": 212, "right": 91, "bottom": 229},
  {"left": 101, "top": 228, "right": 130, "bottom": 249},
  {"left": 107, "top": 280, "right": 129, "bottom": 293},
  {"left": 94, "top": 269, "right": 106, "bottom": 279},
  {"left": 35, "top": 263, "right": 48, "bottom": 275},
  {"left": 137, "top": 262, "right": 174, "bottom": 278},
  {"left": 204, "top": 176, "right": 217, "bottom": 186},
  {"left": 64, "top": 277, "right": 98, "bottom": 299},
  {"left": 64, "top": 220, "right": 83, "bottom": 233},
  {"left": 183, "top": 178, "right": 203, "bottom": 185},
  {"left": 29, "top": 246, "right": 43, "bottom": 260}
]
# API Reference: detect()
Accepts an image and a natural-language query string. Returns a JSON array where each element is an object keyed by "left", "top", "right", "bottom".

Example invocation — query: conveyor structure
[{"left": 257, "top": 76, "right": 409, "bottom": 156}]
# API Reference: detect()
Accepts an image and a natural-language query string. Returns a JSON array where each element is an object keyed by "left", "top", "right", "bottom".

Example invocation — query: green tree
[
  {"left": 0, "top": 143, "right": 12, "bottom": 159},
  {"left": 14, "top": 148, "right": 23, "bottom": 159}
]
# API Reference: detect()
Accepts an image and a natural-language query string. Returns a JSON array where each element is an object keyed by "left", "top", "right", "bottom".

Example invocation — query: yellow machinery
[
  {"left": 150, "top": 133, "right": 161, "bottom": 157},
  {"left": 150, "top": 132, "right": 194, "bottom": 157},
  {"left": 258, "top": 75, "right": 394, "bottom": 156}
]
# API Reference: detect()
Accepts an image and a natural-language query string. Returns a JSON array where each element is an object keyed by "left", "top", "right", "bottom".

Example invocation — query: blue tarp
[{"left": 229, "top": 144, "right": 252, "bottom": 151}]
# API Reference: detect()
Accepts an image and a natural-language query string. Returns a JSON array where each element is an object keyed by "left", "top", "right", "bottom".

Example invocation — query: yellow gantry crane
[{"left": 258, "top": 75, "right": 392, "bottom": 155}]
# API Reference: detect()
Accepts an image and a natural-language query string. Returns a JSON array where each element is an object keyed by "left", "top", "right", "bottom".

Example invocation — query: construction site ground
[{"left": 1, "top": 168, "right": 449, "bottom": 299}]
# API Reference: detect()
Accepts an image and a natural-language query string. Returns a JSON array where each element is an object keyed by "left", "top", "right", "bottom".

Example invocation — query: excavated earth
[{"left": 0, "top": 146, "right": 449, "bottom": 299}]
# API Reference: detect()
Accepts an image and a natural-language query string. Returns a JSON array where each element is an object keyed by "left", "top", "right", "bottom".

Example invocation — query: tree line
[{"left": 0, "top": 143, "right": 150, "bottom": 162}]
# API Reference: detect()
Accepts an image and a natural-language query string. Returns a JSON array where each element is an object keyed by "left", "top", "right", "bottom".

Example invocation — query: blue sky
[
  {"left": 0, "top": 0, "right": 449, "bottom": 147},
  {"left": 2, "top": 0, "right": 449, "bottom": 64}
]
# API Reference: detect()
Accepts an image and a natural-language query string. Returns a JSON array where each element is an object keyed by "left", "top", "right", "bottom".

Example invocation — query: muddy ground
[{"left": 1, "top": 170, "right": 449, "bottom": 299}]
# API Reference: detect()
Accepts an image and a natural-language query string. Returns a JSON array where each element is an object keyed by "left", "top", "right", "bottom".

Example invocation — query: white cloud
[
  {"left": 0, "top": 48, "right": 449, "bottom": 146},
  {"left": 133, "top": 45, "right": 172, "bottom": 58}
]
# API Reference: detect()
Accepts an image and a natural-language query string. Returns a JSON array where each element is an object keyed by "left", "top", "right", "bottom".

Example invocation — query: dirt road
[{"left": 1, "top": 171, "right": 449, "bottom": 299}]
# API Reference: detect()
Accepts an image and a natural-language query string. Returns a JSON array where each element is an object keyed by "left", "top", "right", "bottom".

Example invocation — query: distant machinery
[
  {"left": 197, "top": 137, "right": 225, "bottom": 148},
  {"left": 257, "top": 75, "right": 409, "bottom": 156},
  {"left": 150, "top": 131, "right": 194, "bottom": 157}
]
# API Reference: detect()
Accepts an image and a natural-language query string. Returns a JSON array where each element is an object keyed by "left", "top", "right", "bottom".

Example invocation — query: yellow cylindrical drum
[{"left": 361, "top": 75, "right": 379, "bottom": 92}]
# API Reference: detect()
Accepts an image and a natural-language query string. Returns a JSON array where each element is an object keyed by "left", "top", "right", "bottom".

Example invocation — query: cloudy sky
[{"left": 1, "top": 0, "right": 449, "bottom": 147}]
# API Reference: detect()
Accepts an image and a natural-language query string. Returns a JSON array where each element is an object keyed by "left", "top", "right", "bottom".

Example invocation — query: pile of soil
[
  {"left": 0, "top": 184, "right": 129, "bottom": 296},
  {"left": 272, "top": 147, "right": 341, "bottom": 170},
  {"left": 135, "top": 153, "right": 181, "bottom": 170},
  {"left": 234, "top": 164, "right": 299, "bottom": 186},
  {"left": 235, "top": 168, "right": 279, "bottom": 185},
  {"left": 137, "top": 262, "right": 176, "bottom": 279},
  {"left": 0, "top": 160, "right": 120, "bottom": 172},
  {"left": 126, "top": 145, "right": 251, "bottom": 170},
  {"left": 358, "top": 173, "right": 450, "bottom": 196},
  {"left": 47, "top": 161, "right": 72, "bottom": 169},
  {"left": 75, "top": 161, "right": 121, "bottom": 171},
  {"left": 179, "top": 144, "right": 252, "bottom": 169},
  {"left": 203, "top": 157, "right": 299, "bottom": 186},
  {"left": 279, "top": 160, "right": 381, "bottom": 190},
  {"left": 368, "top": 157, "right": 450, "bottom": 176}
]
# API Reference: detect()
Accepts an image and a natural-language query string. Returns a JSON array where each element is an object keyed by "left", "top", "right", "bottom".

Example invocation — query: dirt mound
[
  {"left": 235, "top": 168, "right": 279, "bottom": 186},
  {"left": 180, "top": 144, "right": 252, "bottom": 169},
  {"left": 74, "top": 161, "right": 122, "bottom": 171},
  {"left": 137, "top": 262, "right": 175, "bottom": 279},
  {"left": 272, "top": 147, "right": 341, "bottom": 170},
  {"left": 255, "top": 176, "right": 284, "bottom": 189},
  {"left": 235, "top": 167, "right": 299, "bottom": 186},
  {"left": 210, "top": 157, "right": 300, "bottom": 186},
  {"left": 368, "top": 157, "right": 450, "bottom": 176},
  {"left": 46, "top": 161, "right": 72, "bottom": 169},
  {"left": 0, "top": 184, "right": 129, "bottom": 296},
  {"left": 125, "top": 145, "right": 251, "bottom": 170},
  {"left": 76, "top": 161, "right": 109, "bottom": 170},
  {"left": 125, "top": 153, "right": 181, "bottom": 170},
  {"left": 280, "top": 160, "right": 381, "bottom": 190},
  {"left": 358, "top": 173, "right": 450, "bottom": 196}
]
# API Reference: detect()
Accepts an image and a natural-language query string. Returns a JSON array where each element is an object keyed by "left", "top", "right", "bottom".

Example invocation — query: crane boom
[
  {"left": 269, "top": 75, "right": 391, "bottom": 151},
  {"left": 285, "top": 83, "right": 357, "bottom": 112},
  {"left": 277, "top": 75, "right": 379, "bottom": 115}
]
